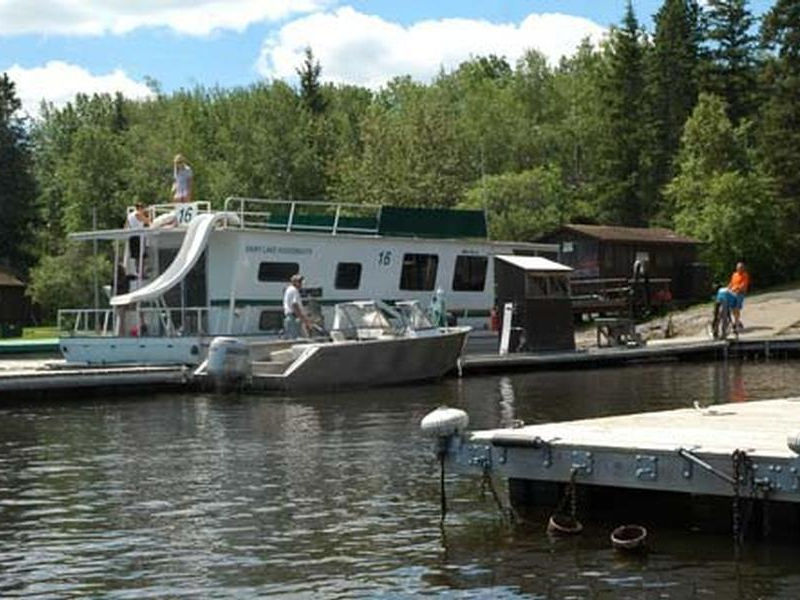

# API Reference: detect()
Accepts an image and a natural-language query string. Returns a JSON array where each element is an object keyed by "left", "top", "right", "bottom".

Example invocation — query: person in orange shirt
[{"left": 727, "top": 262, "right": 750, "bottom": 330}]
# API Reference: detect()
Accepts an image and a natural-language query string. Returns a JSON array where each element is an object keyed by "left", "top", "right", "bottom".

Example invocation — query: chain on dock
[
  {"left": 480, "top": 464, "right": 515, "bottom": 524},
  {"left": 731, "top": 449, "right": 757, "bottom": 545}
]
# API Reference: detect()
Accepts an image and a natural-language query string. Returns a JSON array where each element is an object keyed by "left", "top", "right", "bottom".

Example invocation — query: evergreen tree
[
  {"left": 759, "top": 0, "right": 800, "bottom": 219},
  {"left": 597, "top": 2, "right": 649, "bottom": 226},
  {"left": 645, "top": 0, "right": 702, "bottom": 217},
  {"left": 0, "top": 73, "right": 36, "bottom": 273},
  {"left": 701, "top": 0, "right": 759, "bottom": 124},
  {"left": 296, "top": 47, "right": 327, "bottom": 115}
]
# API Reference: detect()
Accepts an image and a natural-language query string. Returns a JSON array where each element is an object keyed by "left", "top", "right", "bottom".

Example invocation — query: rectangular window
[
  {"left": 335, "top": 262, "right": 362, "bottom": 290},
  {"left": 258, "top": 262, "right": 299, "bottom": 282},
  {"left": 400, "top": 253, "right": 439, "bottom": 291},
  {"left": 452, "top": 255, "right": 487, "bottom": 291},
  {"left": 259, "top": 310, "right": 284, "bottom": 331}
]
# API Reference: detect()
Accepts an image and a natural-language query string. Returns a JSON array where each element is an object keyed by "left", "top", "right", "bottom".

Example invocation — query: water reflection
[
  {"left": 498, "top": 377, "right": 517, "bottom": 428},
  {"left": 1, "top": 360, "right": 800, "bottom": 597}
]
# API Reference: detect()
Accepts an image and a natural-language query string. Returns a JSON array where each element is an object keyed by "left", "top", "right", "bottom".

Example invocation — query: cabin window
[
  {"left": 335, "top": 262, "right": 362, "bottom": 290},
  {"left": 400, "top": 254, "right": 439, "bottom": 291},
  {"left": 452, "top": 256, "right": 487, "bottom": 292},
  {"left": 525, "top": 275, "right": 569, "bottom": 298},
  {"left": 258, "top": 262, "right": 299, "bottom": 282},
  {"left": 259, "top": 310, "right": 284, "bottom": 331}
]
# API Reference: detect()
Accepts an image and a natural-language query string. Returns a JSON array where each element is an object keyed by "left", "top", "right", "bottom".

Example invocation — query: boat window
[
  {"left": 452, "top": 255, "right": 487, "bottom": 291},
  {"left": 400, "top": 253, "right": 439, "bottom": 291},
  {"left": 259, "top": 310, "right": 284, "bottom": 331},
  {"left": 258, "top": 262, "right": 299, "bottom": 282},
  {"left": 335, "top": 262, "right": 362, "bottom": 290}
]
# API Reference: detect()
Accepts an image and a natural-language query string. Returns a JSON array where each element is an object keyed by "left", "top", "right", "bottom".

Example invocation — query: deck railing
[
  {"left": 58, "top": 307, "right": 210, "bottom": 337},
  {"left": 223, "top": 197, "right": 381, "bottom": 235}
]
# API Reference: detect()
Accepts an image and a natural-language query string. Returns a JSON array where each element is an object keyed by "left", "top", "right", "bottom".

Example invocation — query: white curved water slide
[{"left": 110, "top": 212, "right": 236, "bottom": 307}]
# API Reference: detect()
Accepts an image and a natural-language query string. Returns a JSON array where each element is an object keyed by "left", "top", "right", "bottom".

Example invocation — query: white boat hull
[{"left": 252, "top": 327, "right": 470, "bottom": 392}]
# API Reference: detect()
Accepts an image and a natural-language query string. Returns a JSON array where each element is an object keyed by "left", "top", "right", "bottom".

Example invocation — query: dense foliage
[
  {"left": 1, "top": 0, "right": 799, "bottom": 317},
  {"left": 0, "top": 74, "right": 36, "bottom": 273}
]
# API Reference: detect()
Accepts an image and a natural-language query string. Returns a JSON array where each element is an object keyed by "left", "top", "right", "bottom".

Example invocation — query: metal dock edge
[
  {"left": 448, "top": 398, "right": 800, "bottom": 504},
  {"left": 0, "top": 364, "right": 189, "bottom": 396}
]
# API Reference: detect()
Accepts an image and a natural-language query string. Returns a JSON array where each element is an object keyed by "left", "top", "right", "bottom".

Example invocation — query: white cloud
[
  {"left": 6, "top": 61, "right": 154, "bottom": 117},
  {"left": 0, "top": 0, "right": 326, "bottom": 36},
  {"left": 257, "top": 7, "right": 606, "bottom": 89}
]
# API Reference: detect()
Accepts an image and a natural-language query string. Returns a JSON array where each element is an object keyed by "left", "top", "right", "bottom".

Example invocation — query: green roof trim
[{"left": 377, "top": 206, "right": 487, "bottom": 239}]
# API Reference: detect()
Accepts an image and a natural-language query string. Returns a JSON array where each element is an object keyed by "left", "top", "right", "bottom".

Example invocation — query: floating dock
[
  {"left": 460, "top": 335, "right": 800, "bottom": 374},
  {"left": 0, "top": 359, "right": 188, "bottom": 397},
  {"left": 443, "top": 397, "right": 800, "bottom": 537},
  {"left": 2, "top": 335, "right": 800, "bottom": 397}
]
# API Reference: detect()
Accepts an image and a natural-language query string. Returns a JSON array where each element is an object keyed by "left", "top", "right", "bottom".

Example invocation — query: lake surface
[{"left": 2, "top": 360, "right": 800, "bottom": 598}]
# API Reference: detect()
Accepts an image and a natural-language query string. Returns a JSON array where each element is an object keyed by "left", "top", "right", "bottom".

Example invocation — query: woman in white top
[{"left": 172, "top": 153, "right": 193, "bottom": 203}]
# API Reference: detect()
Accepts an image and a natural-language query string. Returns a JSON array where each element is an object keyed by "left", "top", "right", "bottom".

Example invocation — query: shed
[
  {"left": 537, "top": 224, "right": 708, "bottom": 308},
  {"left": 0, "top": 266, "right": 26, "bottom": 338},
  {"left": 494, "top": 255, "right": 575, "bottom": 352}
]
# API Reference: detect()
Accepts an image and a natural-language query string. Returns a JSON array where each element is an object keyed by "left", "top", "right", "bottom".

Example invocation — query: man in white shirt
[
  {"left": 124, "top": 203, "right": 150, "bottom": 275},
  {"left": 283, "top": 274, "right": 311, "bottom": 339}
]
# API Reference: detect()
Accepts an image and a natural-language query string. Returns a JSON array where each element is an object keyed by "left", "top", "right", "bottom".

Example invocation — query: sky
[{"left": 0, "top": 0, "right": 775, "bottom": 117}]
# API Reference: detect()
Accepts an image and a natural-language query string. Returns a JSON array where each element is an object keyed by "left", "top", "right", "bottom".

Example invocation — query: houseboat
[{"left": 58, "top": 198, "right": 559, "bottom": 365}]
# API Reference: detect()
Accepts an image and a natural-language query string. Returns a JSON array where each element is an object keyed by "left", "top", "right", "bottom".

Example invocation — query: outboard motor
[{"left": 206, "top": 337, "right": 251, "bottom": 391}]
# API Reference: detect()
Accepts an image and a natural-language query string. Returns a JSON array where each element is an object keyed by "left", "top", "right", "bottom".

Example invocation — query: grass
[{"left": 22, "top": 326, "right": 59, "bottom": 340}]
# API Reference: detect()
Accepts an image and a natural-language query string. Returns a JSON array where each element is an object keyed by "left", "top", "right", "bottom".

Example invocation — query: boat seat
[
  {"left": 268, "top": 348, "right": 295, "bottom": 363},
  {"left": 251, "top": 360, "right": 291, "bottom": 375}
]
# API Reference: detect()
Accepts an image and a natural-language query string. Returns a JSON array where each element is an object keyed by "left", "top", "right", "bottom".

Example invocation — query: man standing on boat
[
  {"left": 124, "top": 202, "right": 150, "bottom": 276},
  {"left": 283, "top": 274, "right": 311, "bottom": 339},
  {"left": 172, "top": 153, "right": 193, "bottom": 203}
]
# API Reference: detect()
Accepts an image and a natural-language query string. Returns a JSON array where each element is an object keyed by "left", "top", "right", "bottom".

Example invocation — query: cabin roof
[
  {"left": 0, "top": 266, "right": 24, "bottom": 287},
  {"left": 546, "top": 224, "right": 699, "bottom": 245},
  {"left": 496, "top": 255, "right": 572, "bottom": 273}
]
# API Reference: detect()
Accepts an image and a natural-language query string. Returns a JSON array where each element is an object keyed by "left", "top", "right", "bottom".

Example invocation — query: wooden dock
[
  {"left": 445, "top": 398, "right": 800, "bottom": 535},
  {"left": 461, "top": 335, "right": 800, "bottom": 374},
  {"left": 2, "top": 334, "right": 800, "bottom": 397},
  {"left": 0, "top": 360, "right": 189, "bottom": 397},
  {"left": 461, "top": 338, "right": 726, "bottom": 373}
]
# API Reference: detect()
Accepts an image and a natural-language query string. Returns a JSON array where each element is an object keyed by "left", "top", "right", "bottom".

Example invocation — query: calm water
[{"left": 2, "top": 360, "right": 800, "bottom": 598}]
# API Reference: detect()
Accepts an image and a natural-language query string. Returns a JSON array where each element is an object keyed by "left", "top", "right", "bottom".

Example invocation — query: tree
[
  {"left": 645, "top": 0, "right": 703, "bottom": 217},
  {"left": 459, "top": 166, "right": 574, "bottom": 241},
  {"left": 701, "top": 0, "right": 759, "bottom": 124},
  {"left": 296, "top": 47, "right": 327, "bottom": 115},
  {"left": 596, "top": 2, "right": 649, "bottom": 226},
  {"left": 759, "top": 0, "right": 800, "bottom": 230},
  {"left": 0, "top": 73, "right": 37, "bottom": 273},
  {"left": 666, "top": 93, "right": 786, "bottom": 284}
]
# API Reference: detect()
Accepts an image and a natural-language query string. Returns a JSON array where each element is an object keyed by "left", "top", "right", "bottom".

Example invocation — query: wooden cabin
[
  {"left": 537, "top": 224, "right": 708, "bottom": 315},
  {"left": 0, "top": 266, "right": 26, "bottom": 338}
]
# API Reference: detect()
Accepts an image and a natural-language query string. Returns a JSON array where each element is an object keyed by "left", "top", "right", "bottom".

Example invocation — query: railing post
[
  {"left": 332, "top": 204, "right": 341, "bottom": 235},
  {"left": 287, "top": 202, "right": 296, "bottom": 232}
]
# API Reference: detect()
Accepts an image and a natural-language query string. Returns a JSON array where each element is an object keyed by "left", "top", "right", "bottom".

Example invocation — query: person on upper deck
[
  {"left": 283, "top": 274, "right": 312, "bottom": 339},
  {"left": 124, "top": 202, "right": 151, "bottom": 274},
  {"left": 172, "top": 153, "right": 193, "bottom": 203}
]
